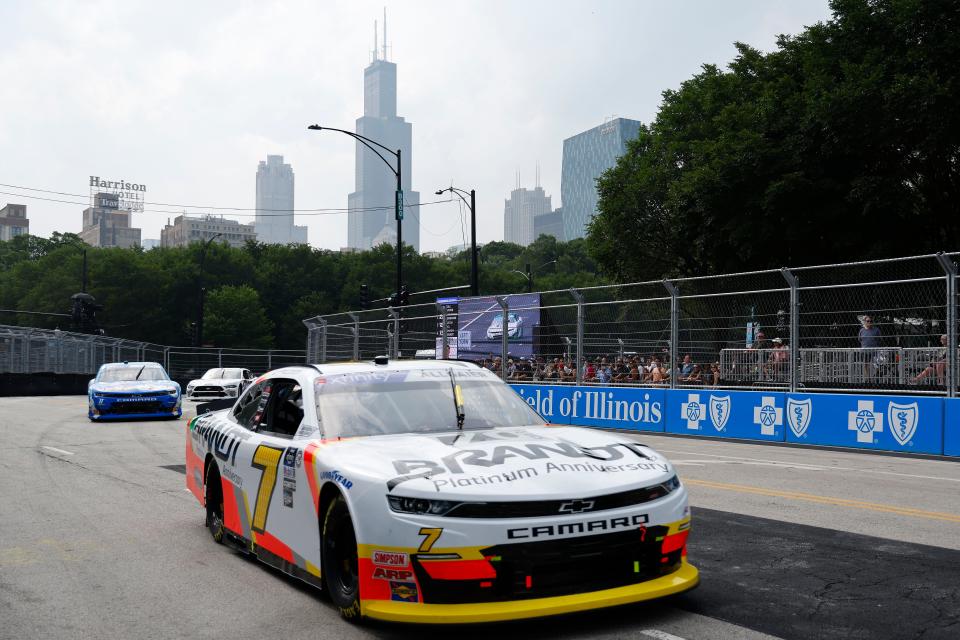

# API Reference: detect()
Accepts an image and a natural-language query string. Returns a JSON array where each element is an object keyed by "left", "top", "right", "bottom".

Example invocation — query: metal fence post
[
  {"left": 318, "top": 318, "right": 328, "bottom": 363},
  {"left": 218, "top": 348, "right": 223, "bottom": 368},
  {"left": 347, "top": 312, "right": 360, "bottom": 361},
  {"left": 570, "top": 289, "right": 584, "bottom": 384},
  {"left": 496, "top": 296, "right": 509, "bottom": 380},
  {"left": 936, "top": 253, "right": 958, "bottom": 397},
  {"left": 389, "top": 308, "right": 400, "bottom": 359},
  {"left": 23, "top": 330, "right": 32, "bottom": 373},
  {"left": 781, "top": 268, "right": 800, "bottom": 393},
  {"left": 268, "top": 350, "right": 273, "bottom": 370},
  {"left": 164, "top": 346, "right": 170, "bottom": 372},
  {"left": 55, "top": 330, "right": 63, "bottom": 374},
  {"left": 663, "top": 280, "right": 679, "bottom": 390}
]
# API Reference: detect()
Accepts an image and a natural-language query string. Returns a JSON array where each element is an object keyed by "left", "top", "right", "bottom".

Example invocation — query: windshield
[
  {"left": 98, "top": 366, "right": 169, "bottom": 382},
  {"left": 315, "top": 368, "right": 544, "bottom": 438},
  {"left": 202, "top": 368, "right": 243, "bottom": 379}
]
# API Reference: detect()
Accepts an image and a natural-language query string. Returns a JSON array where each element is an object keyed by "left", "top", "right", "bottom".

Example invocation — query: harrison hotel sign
[{"left": 89, "top": 176, "right": 146, "bottom": 212}]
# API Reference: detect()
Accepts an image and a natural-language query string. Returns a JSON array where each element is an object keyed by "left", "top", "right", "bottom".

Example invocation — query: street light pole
[
  {"left": 309, "top": 125, "right": 404, "bottom": 299},
  {"left": 196, "top": 233, "right": 223, "bottom": 347},
  {"left": 435, "top": 186, "right": 478, "bottom": 296},
  {"left": 396, "top": 149, "right": 402, "bottom": 300}
]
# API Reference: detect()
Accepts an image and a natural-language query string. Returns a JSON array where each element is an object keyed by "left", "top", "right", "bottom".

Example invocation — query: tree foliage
[
  {"left": 204, "top": 285, "right": 274, "bottom": 349},
  {"left": 588, "top": 0, "right": 960, "bottom": 281},
  {"left": 0, "top": 235, "right": 607, "bottom": 349}
]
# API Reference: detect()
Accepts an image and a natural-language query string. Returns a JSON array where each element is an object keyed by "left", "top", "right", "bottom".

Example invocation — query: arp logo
[{"left": 373, "top": 567, "right": 413, "bottom": 581}]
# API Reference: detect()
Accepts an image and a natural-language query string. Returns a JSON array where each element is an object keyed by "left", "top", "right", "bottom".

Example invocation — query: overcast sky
[{"left": 0, "top": 0, "right": 832, "bottom": 252}]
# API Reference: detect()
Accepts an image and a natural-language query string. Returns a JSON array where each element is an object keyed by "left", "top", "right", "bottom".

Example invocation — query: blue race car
[{"left": 88, "top": 362, "right": 182, "bottom": 421}]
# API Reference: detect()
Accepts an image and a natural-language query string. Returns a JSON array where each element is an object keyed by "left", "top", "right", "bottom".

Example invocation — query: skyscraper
[
  {"left": 504, "top": 186, "right": 552, "bottom": 246},
  {"left": 347, "top": 15, "right": 420, "bottom": 252},
  {"left": 561, "top": 118, "right": 642, "bottom": 240},
  {"left": 79, "top": 193, "right": 141, "bottom": 248},
  {"left": 255, "top": 155, "right": 308, "bottom": 245}
]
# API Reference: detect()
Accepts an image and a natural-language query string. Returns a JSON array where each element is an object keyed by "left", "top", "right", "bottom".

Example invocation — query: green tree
[
  {"left": 203, "top": 285, "right": 275, "bottom": 348},
  {"left": 589, "top": 0, "right": 960, "bottom": 281}
]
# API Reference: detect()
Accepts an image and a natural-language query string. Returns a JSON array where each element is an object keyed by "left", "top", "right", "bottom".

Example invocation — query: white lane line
[
  {"left": 41, "top": 446, "right": 75, "bottom": 456},
  {"left": 641, "top": 630, "right": 688, "bottom": 640},
  {"left": 656, "top": 448, "right": 960, "bottom": 483}
]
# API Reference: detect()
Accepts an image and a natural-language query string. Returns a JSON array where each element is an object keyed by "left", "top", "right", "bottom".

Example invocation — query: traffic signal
[
  {"left": 360, "top": 284, "right": 369, "bottom": 310},
  {"left": 399, "top": 285, "right": 409, "bottom": 306}
]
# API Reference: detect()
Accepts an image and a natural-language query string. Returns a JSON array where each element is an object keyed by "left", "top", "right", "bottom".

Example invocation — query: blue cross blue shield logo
[
  {"left": 709, "top": 395, "right": 731, "bottom": 432},
  {"left": 886, "top": 401, "right": 918, "bottom": 446},
  {"left": 786, "top": 398, "right": 812, "bottom": 438}
]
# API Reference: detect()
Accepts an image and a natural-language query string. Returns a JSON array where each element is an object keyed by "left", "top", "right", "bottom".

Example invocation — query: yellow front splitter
[{"left": 362, "top": 560, "right": 699, "bottom": 624}]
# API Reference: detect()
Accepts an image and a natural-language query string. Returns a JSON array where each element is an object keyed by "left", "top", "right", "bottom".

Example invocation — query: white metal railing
[
  {"left": 0, "top": 324, "right": 305, "bottom": 377},
  {"left": 718, "top": 346, "right": 955, "bottom": 389}
]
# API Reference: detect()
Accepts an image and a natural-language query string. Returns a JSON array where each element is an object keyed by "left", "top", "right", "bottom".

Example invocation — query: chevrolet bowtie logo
[{"left": 558, "top": 499, "right": 596, "bottom": 514}]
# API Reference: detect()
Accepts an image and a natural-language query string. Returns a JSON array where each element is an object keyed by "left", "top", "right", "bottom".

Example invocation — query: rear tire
[
  {"left": 322, "top": 495, "right": 361, "bottom": 621},
  {"left": 205, "top": 463, "right": 225, "bottom": 544}
]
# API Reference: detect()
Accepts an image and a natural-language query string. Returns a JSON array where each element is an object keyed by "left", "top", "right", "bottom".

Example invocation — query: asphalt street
[{"left": 1, "top": 396, "right": 958, "bottom": 640}]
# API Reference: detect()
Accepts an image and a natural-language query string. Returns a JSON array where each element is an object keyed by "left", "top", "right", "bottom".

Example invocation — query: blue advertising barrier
[
  {"left": 509, "top": 384, "right": 958, "bottom": 456},
  {"left": 784, "top": 393, "right": 944, "bottom": 455},
  {"left": 665, "top": 389, "right": 786, "bottom": 442},
  {"left": 944, "top": 399, "right": 960, "bottom": 457},
  {"left": 511, "top": 384, "right": 666, "bottom": 432}
]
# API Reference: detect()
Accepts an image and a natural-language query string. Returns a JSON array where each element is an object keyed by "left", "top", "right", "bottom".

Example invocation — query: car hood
[
  {"left": 90, "top": 381, "right": 178, "bottom": 394},
  {"left": 188, "top": 377, "right": 243, "bottom": 386},
  {"left": 324, "top": 425, "right": 675, "bottom": 500}
]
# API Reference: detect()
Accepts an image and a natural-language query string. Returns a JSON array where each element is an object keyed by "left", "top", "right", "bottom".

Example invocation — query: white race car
[
  {"left": 185, "top": 359, "right": 697, "bottom": 624},
  {"left": 185, "top": 368, "right": 253, "bottom": 400}
]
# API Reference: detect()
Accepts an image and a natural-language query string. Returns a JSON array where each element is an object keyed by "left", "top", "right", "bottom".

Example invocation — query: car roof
[
  {"left": 267, "top": 360, "right": 480, "bottom": 377},
  {"left": 99, "top": 362, "right": 163, "bottom": 369}
]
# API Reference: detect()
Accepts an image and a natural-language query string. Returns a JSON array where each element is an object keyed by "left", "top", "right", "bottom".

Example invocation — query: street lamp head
[
  {"left": 435, "top": 189, "right": 444, "bottom": 195},
  {"left": 307, "top": 124, "right": 323, "bottom": 131}
]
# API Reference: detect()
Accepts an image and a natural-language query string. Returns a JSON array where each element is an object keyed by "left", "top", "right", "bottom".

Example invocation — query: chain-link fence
[
  {"left": 0, "top": 324, "right": 305, "bottom": 380},
  {"left": 304, "top": 252, "right": 959, "bottom": 397}
]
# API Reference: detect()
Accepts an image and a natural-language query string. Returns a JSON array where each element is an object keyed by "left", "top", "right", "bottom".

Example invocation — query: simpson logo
[
  {"left": 508, "top": 513, "right": 649, "bottom": 539},
  {"left": 390, "top": 581, "right": 418, "bottom": 602},
  {"left": 373, "top": 567, "right": 414, "bottom": 581},
  {"left": 373, "top": 551, "right": 409, "bottom": 567}
]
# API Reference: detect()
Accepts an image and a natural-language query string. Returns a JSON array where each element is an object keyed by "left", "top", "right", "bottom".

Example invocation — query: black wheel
[
  {"left": 205, "top": 463, "right": 225, "bottom": 544},
  {"left": 322, "top": 495, "right": 361, "bottom": 621}
]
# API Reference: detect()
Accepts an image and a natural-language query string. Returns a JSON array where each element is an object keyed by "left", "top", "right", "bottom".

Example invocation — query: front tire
[
  {"left": 322, "top": 495, "right": 361, "bottom": 621},
  {"left": 205, "top": 463, "right": 225, "bottom": 544}
]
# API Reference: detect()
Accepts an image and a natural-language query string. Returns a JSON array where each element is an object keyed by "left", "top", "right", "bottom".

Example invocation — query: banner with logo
[
  {"left": 510, "top": 385, "right": 954, "bottom": 456},
  {"left": 511, "top": 384, "right": 666, "bottom": 432},
  {"left": 945, "top": 399, "right": 960, "bottom": 457},
  {"left": 664, "top": 389, "right": 786, "bottom": 441},
  {"left": 783, "top": 393, "right": 943, "bottom": 454}
]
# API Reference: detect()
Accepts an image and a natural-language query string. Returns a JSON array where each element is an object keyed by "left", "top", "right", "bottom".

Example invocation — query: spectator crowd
[{"left": 477, "top": 352, "right": 724, "bottom": 387}]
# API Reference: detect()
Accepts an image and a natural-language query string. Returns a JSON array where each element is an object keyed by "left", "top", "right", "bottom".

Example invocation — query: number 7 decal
[{"left": 251, "top": 445, "right": 284, "bottom": 533}]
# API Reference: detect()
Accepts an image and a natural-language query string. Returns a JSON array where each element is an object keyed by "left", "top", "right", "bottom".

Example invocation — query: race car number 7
[{"left": 251, "top": 445, "right": 285, "bottom": 533}]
